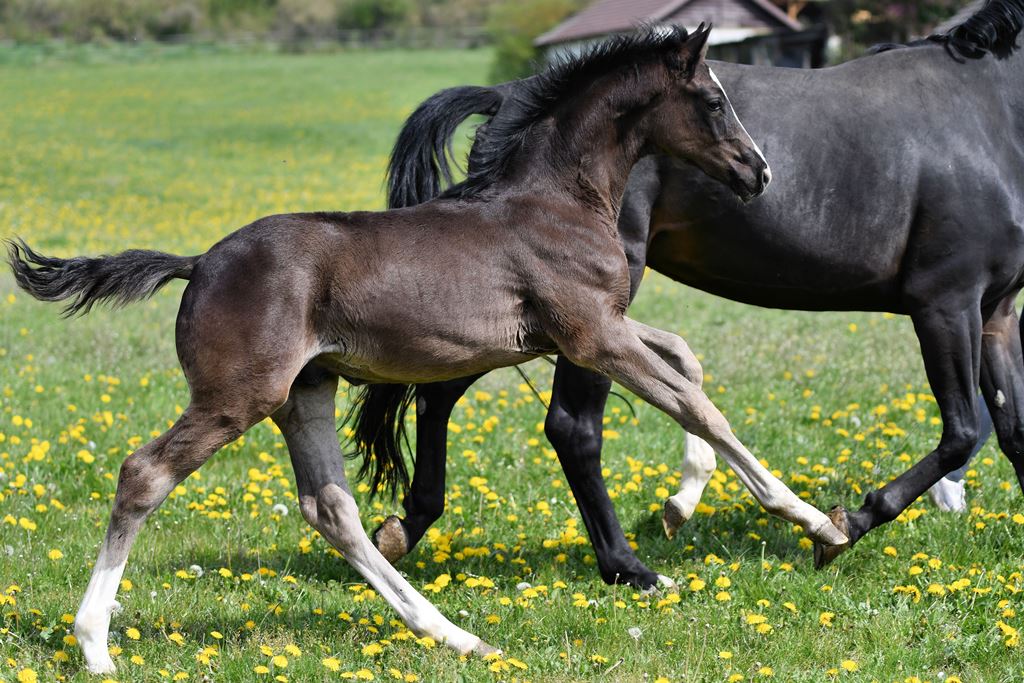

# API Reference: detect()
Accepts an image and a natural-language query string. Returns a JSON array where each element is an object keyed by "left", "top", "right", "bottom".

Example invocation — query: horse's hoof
[
  {"left": 472, "top": 639, "right": 502, "bottom": 658},
  {"left": 662, "top": 498, "right": 688, "bottom": 539},
  {"left": 813, "top": 506, "right": 852, "bottom": 570},
  {"left": 84, "top": 655, "right": 117, "bottom": 675},
  {"left": 809, "top": 511, "right": 849, "bottom": 547},
  {"left": 372, "top": 515, "right": 409, "bottom": 564},
  {"left": 928, "top": 477, "right": 967, "bottom": 513}
]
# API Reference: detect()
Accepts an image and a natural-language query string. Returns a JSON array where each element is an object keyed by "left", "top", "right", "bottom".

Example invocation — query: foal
[{"left": 7, "top": 26, "right": 843, "bottom": 673}]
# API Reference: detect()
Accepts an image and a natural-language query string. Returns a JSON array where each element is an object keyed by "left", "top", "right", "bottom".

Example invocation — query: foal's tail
[
  {"left": 5, "top": 239, "right": 197, "bottom": 316},
  {"left": 386, "top": 85, "right": 505, "bottom": 209}
]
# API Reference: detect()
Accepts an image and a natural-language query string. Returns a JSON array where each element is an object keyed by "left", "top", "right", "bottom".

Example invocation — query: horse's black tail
[
  {"left": 5, "top": 238, "right": 197, "bottom": 317},
  {"left": 348, "top": 383, "right": 416, "bottom": 499},
  {"left": 386, "top": 85, "right": 505, "bottom": 209},
  {"left": 348, "top": 85, "right": 504, "bottom": 499}
]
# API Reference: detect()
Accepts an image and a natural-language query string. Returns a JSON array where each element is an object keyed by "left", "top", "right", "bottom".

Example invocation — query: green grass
[{"left": 2, "top": 47, "right": 1024, "bottom": 683}]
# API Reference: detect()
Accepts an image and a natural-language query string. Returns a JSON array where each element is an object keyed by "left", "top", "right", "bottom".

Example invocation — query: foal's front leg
[
  {"left": 617, "top": 321, "right": 720, "bottom": 536},
  {"left": 273, "top": 374, "right": 497, "bottom": 655},
  {"left": 565, "top": 317, "right": 847, "bottom": 547}
]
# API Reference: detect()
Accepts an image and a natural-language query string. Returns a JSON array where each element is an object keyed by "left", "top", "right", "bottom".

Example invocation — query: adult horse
[
  {"left": 364, "top": 0, "right": 1024, "bottom": 585},
  {"left": 7, "top": 26, "right": 845, "bottom": 674}
]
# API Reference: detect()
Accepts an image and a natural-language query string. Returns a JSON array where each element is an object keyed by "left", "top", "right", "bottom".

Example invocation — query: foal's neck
[{"left": 529, "top": 79, "right": 654, "bottom": 227}]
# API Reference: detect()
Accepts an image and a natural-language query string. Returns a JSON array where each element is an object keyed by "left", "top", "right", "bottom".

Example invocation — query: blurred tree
[
  {"left": 417, "top": 0, "right": 504, "bottom": 27},
  {"left": 276, "top": 0, "right": 340, "bottom": 43},
  {"left": 825, "top": 0, "right": 963, "bottom": 60},
  {"left": 487, "top": 0, "right": 582, "bottom": 82},
  {"left": 339, "top": 0, "right": 415, "bottom": 30}
]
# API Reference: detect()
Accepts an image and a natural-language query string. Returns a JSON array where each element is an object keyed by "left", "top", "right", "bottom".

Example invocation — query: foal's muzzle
[{"left": 728, "top": 156, "right": 772, "bottom": 203}]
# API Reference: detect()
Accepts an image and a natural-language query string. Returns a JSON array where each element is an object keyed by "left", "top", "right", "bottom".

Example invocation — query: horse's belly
[{"left": 647, "top": 228, "right": 906, "bottom": 312}]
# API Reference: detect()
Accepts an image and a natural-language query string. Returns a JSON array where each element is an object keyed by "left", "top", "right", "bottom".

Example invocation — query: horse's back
[{"left": 646, "top": 49, "right": 1024, "bottom": 311}]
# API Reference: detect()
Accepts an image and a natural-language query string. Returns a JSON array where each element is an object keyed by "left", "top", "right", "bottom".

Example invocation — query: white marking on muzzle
[{"left": 708, "top": 67, "right": 771, "bottom": 188}]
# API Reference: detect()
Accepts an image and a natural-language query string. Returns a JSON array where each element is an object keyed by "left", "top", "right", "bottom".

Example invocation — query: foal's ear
[{"left": 674, "top": 23, "right": 712, "bottom": 79}]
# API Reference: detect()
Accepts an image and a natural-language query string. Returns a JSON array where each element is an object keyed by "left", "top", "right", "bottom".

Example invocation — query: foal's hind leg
[
  {"left": 372, "top": 374, "right": 483, "bottom": 563},
  {"left": 273, "top": 373, "right": 497, "bottom": 655},
  {"left": 74, "top": 407, "right": 254, "bottom": 673},
  {"left": 979, "top": 295, "right": 1024, "bottom": 490}
]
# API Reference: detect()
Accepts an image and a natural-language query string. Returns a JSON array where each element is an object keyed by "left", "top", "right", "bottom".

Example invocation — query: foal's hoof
[
  {"left": 472, "top": 639, "right": 502, "bottom": 658},
  {"left": 813, "top": 506, "right": 852, "bottom": 570},
  {"left": 372, "top": 515, "right": 409, "bottom": 564},
  {"left": 662, "top": 498, "right": 688, "bottom": 539}
]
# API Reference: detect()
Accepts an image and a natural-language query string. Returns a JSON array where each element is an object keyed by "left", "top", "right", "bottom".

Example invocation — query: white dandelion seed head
[
  {"left": 189, "top": 564, "right": 204, "bottom": 578},
  {"left": 627, "top": 627, "right": 642, "bottom": 640},
  {"left": 272, "top": 503, "right": 288, "bottom": 516},
  {"left": 516, "top": 582, "right": 531, "bottom": 591}
]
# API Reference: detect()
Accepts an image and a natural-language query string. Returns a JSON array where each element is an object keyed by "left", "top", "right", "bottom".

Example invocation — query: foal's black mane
[
  {"left": 442, "top": 26, "right": 691, "bottom": 201},
  {"left": 869, "top": 0, "right": 1024, "bottom": 60}
]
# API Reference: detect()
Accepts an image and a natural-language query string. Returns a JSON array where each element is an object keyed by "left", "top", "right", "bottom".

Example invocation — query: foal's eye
[{"left": 705, "top": 99, "right": 723, "bottom": 112}]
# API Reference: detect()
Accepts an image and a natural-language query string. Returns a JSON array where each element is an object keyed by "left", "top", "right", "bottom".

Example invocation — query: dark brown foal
[{"left": 7, "top": 25, "right": 843, "bottom": 673}]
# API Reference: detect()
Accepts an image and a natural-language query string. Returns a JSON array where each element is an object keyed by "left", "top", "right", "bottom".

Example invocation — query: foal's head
[
  {"left": 448, "top": 25, "right": 771, "bottom": 203},
  {"left": 643, "top": 24, "right": 771, "bottom": 201}
]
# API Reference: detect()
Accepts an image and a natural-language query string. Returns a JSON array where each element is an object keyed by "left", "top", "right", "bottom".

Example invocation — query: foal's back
[{"left": 177, "top": 195, "right": 627, "bottom": 385}]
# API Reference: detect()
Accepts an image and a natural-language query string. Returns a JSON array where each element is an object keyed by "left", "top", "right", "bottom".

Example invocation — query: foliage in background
[
  {"left": 0, "top": 0, "right": 504, "bottom": 43},
  {"left": 824, "top": 0, "right": 965, "bottom": 61},
  {"left": 0, "top": 0, "right": 974, "bottom": 64},
  {"left": 485, "top": 0, "right": 582, "bottom": 82}
]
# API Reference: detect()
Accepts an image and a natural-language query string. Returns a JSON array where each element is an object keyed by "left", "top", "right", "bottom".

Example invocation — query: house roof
[{"left": 535, "top": 0, "right": 802, "bottom": 47}]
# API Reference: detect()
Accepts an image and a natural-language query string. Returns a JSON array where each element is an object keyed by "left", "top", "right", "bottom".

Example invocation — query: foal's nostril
[{"left": 761, "top": 166, "right": 773, "bottom": 190}]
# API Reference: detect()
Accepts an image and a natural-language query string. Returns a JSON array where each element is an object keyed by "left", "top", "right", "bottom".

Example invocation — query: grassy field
[{"left": 2, "top": 47, "right": 1023, "bottom": 683}]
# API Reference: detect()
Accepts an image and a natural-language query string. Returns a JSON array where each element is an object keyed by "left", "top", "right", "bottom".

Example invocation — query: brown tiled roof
[{"left": 535, "top": 0, "right": 800, "bottom": 46}]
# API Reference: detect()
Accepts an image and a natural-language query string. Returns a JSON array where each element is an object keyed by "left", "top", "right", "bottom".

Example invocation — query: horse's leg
[
  {"left": 979, "top": 295, "right": 1024, "bottom": 491},
  {"left": 625, "top": 319, "right": 844, "bottom": 541},
  {"left": 544, "top": 356, "right": 667, "bottom": 589},
  {"left": 74, "top": 404, "right": 265, "bottom": 673},
  {"left": 273, "top": 372, "right": 496, "bottom": 655},
  {"left": 625, "top": 321, "right": 721, "bottom": 537},
  {"left": 664, "top": 434, "right": 718, "bottom": 537},
  {"left": 815, "top": 303, "right": 982, "bottom": 567},
  {"left": 562, "top": 317, "right": 847, "bottom": 546},
  {"left": 928, "top": 399, "right": 993, "bottom": 512},
  {"left": 372, "top": 374, "right": 483, "bottom": 563}
]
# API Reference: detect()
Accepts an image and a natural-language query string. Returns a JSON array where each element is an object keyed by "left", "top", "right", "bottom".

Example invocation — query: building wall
[{"left": 666, "top": 0, "right": 781, "bottom": 31}]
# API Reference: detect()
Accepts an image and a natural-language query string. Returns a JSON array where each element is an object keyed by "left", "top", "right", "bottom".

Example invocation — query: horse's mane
[
  {"left": 869, "top": 0, "right": 1024, "bottom": 60},
  {"left": 442, "top": 25, "right": 691, "bottom": 200}
]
